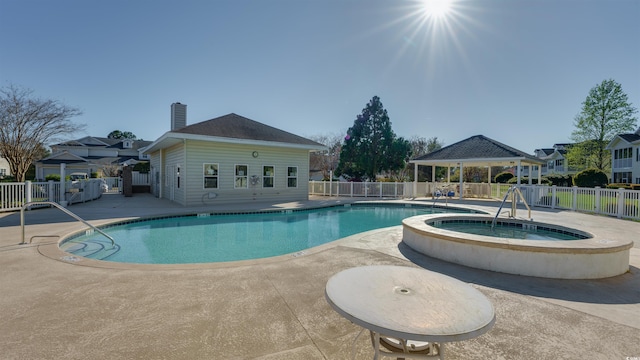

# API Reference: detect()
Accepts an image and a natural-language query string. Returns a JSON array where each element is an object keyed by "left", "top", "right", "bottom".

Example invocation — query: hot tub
[{"left": 402, "top": 214, "right": 633, "bottom": 279}]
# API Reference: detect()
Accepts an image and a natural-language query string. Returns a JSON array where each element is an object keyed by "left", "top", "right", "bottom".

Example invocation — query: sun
[{"left": 421, "top": 0, "right": 454, "bottom": 19}]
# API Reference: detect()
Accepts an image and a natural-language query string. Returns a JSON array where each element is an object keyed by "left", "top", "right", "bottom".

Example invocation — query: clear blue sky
[{"left": 1, "top": 0, "right": 639, "bottom": 154}]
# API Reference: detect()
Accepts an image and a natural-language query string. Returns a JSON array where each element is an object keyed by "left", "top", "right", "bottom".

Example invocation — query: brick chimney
[{"left": 171, "top": 102, "right": 187, "bottom": 130}]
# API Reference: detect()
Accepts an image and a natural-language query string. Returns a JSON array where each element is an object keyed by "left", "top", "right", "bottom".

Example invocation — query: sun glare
[{"left": 421, "top": 0, "right": 453, "bottom": 19}]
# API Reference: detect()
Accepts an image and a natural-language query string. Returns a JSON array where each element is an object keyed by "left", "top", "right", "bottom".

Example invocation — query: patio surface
[{"left": 1, "top": 193, "right": 639, "bottom": 359}]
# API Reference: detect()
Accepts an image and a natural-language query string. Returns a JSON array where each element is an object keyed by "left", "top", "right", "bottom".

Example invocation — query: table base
[{"left": 352, "top": 329, "right": 444, "bottom": 360}]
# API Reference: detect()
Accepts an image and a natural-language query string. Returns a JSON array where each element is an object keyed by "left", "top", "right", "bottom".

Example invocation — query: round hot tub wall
[{"left": 402, "top": 214, "right": 633, "bottom": 279}]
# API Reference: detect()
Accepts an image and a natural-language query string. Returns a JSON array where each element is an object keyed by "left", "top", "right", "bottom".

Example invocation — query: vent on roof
[{"left": 171, "top": 103, "right": 187, "bottom": 130}]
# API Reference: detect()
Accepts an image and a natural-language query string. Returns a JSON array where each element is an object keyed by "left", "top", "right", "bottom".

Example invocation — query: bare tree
[
  {"left": 309, "top": 133, "right": 343, "bottom": 180},
  {"left": 0, "top": 85, "right": 84, "bottom": 181}
]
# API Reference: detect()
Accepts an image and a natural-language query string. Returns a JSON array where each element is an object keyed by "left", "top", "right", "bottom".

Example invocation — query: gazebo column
[
  {"left": 516, "top": 160, "right": 522, "bottom": 185},
  {"left": 538, "top": 165, "right": 542, "bottom": 185},
  {"left": 459, "top": 162, "right": 464, "bottom": 200},
  {"left": 413, "top": 163, "right": 418, "bottom": 196},
  {"left": 431, "top": 165, "right": 436, "bottom": 183},
  {"left": 528, "top": 164, "right": 532, "bottom": 184},
  {"left": 488, "top": 166, "right": 492, "bottom": 198}
]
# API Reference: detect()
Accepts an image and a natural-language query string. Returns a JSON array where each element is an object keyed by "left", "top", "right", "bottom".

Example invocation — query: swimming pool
[{"left": 60, "top": 204, "right": 477, "bottom": 264}]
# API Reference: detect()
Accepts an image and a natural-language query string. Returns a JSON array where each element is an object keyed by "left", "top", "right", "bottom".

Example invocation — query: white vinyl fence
[
  {"left": 0, "top": 179, "right": 105, "bottom": 212},
  {"left": 309, "top": 181, "right": 640, "bottom": 221}
]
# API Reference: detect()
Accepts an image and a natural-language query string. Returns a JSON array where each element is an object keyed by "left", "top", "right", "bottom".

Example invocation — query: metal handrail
[
  {"left": 491, "top": 186, "right": 532, "bottom": 230},
  {"left": 20, "top": 201, "right": 115, "bottom": 247},
  {"left": 432, "top": 186, "right": 449, "bottom": 209}
]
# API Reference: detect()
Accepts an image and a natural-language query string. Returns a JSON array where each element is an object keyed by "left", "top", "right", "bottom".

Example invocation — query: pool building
[{"left": 141, "top": 103, "right": 326, "bottom": 206}]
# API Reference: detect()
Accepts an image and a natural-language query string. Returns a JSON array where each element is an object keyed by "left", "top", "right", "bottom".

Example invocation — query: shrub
[
  {"left": 545, "top": 174, "right": 573, "bottom": 187},
  {"left": 494, "top": 172, "right": 514, "bottom": 183},
  {"left": 573, "top": 168, "right": 608, "bottom": 188},
  {"left": 45, "top": 174, "right": 61, "bottom": 181}
]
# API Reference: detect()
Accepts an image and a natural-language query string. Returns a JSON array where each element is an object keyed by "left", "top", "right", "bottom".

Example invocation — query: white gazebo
[{"left": 410, "top": 135, "right": 544, "bottom": 199}]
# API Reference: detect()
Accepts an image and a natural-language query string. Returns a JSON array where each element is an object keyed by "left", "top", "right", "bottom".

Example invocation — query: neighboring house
[
  {"left": 606, "top": 128, "right": 640, "bottom": 184},
  {"left": 35, "top": 136, "right": 152, "bottom": 180},
  {"left": 141, "top": 103, "right": 326, "bottom": 206},
  {"left": 527, "top": 143, "right": 579, "bottom": 178},
  {"left": 0, "top": 156, "right": 10, "bottom": 178}
]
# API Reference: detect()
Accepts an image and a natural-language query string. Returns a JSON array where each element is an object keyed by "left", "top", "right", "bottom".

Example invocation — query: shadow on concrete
[{"left": 399, "top": 242, "right": 640, "bottom": 305}]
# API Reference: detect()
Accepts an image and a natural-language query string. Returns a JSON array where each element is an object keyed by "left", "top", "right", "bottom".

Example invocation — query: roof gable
[{"left": 607, "top": 133, "right": 640, "bottom": 149}]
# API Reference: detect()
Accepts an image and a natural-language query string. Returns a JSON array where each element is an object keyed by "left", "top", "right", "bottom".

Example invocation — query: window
[
  {"left": 555, "top": 159, "right": 563, "bottom": 167},
  {"left": 235, "top": 164, "right": 248, "bottom": 188},
  {"left": 613, "top": 171, "right": 632, "bottom": 184},
  {"left": 263, "top": 165, "right": 274, "bottom": 188},
  {"left": 203, "top": 163, "right": 218, "bottom": 189},
  {"left": 287, "top": 166, "right": 297, "bottom": 188},
  {"left": 0, "top": 169, "right": 6, "bottom": 176}
]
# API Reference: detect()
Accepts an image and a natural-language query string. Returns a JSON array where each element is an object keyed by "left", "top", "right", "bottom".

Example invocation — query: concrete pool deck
[{"left": 1, "top": 193, "right": 639, "bottom": 359}]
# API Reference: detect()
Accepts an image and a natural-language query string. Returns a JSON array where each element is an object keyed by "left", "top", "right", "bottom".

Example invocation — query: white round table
[{"left": 325, "top": 265, "right": 495, "bottom": 359}]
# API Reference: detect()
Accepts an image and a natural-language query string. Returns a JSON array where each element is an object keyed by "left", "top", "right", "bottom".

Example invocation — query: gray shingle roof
[
  {"left": 413, "top": 135, "right": 540, "bottom": 162},
  {"left": 173, "top": 113, "right": 322, "bottom": 147},
  {"left": 619, "top": 133, "right": 640, "bottom": 143}
]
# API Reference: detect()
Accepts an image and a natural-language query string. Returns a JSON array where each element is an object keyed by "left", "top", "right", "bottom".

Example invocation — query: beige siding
[
  {"left": 163, "top": 144, "right": 186, "bottom": 205},
  {"left": 183, "top": 140, "right": 310, "bottom": 206},
  {"left": 149, "top": 150, "right": 161, "bottom": 197}
]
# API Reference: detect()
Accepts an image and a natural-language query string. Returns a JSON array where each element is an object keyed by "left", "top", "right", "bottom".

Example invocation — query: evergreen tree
[{"left": 336, "top": 96, "right": 410, "bottom": 180}]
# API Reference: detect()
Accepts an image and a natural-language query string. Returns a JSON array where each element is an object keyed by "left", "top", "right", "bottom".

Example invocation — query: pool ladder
[
  {"left": 491, "top": 186, "right": 532, "bottom": 231},
  {"left": 20, "top": 201, "right": 115, "bottom": 247},
  {"left": 432, "top": 186, "right": 450, "bottom": 209}
]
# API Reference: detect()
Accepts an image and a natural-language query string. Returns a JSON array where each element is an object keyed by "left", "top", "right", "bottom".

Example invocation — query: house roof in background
[
  {"left": 619, "top": 133, "right": 640, "bottom": 143},
  {"left": 54, "top": 137, "right": 152, "bottom": 150}
]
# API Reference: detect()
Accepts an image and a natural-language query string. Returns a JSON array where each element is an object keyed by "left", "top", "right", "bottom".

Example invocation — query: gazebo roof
[{"left": 411, "top": 135, "right": 544, "bottom": 168}]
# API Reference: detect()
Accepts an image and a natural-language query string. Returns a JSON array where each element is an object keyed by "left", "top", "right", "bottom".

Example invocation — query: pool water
[
  {"left": 432, "top": 221, "right": 587, "bottom": 241},
  {"left": 61, "top": 205, "right": 473, "bottom": 264}
]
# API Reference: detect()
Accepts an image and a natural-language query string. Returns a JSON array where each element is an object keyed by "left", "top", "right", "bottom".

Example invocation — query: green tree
[
  {"left": 569, "top": 79, "right": 638, "bottom": 171},
  {"left": 0, "top": 84, "right": 83, "bottom": 181},
  {"left": 108, "top": 130, "right": 137, "bottom": 139},
  {"left": 336, "top": 96, "right": 410, "bottom": 181}
]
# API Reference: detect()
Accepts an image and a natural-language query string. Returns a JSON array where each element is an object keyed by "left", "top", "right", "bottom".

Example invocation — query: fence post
[
  {"left": 571, "top": 186, "right": 578, "bottom": 211},
  {"left": 48, "top": 180, "right": 54, "bottom": 202},
  {"left": 25, "top": 181, "right": 32, "bottom": 206},
  {"left": 617, "top": 188, "right": 625, "bottom": 219},
  {"left": 551, "top": 186, "right": 557, "bottom": 209},
  {"left": 594, "top": 187, "right": 601, "bottom": 214},
  {"left": 380, "top": 183, "right": 383, "bottom": 198}
]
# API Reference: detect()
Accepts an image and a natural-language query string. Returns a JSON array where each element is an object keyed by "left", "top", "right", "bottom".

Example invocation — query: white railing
[
  {"left": 515, "top": 184, "right": 640, "bottom": 221},
  {"left": 613, "top": 158, "right": 633, "bottom": 169},
  {"left": 1, "top": 179, "right": 105, "bottom": 212},
  {"left": 309, "top": 181, "right": 408, "bottom": 198},
  {"left": 309, "top": 181, "right": 640, "bottom": 221}
]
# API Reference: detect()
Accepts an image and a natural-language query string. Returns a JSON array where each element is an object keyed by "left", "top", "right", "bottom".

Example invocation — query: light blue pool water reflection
[{"left": 61, "top": 205, "right": 475, "bottom": 264}]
